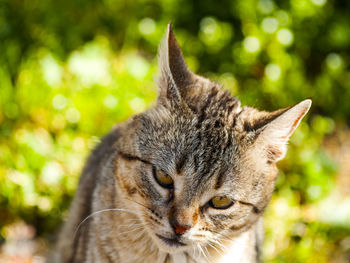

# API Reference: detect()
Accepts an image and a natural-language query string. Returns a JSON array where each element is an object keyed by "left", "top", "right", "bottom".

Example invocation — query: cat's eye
[
  {"left": 209, "top": 196, "right": 234, "bottom": 209},
  {"left": 153, "top": 166, "right": 174, "bottom": 189}
]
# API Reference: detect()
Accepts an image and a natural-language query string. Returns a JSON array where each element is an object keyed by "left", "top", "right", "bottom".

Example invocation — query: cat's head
[{"left": 116, "top": 24, "right": 311, "bottom": 253}]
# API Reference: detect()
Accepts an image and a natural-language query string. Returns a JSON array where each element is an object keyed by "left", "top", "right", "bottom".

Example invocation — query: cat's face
[
  {"left": 122, "top": 109, "right": 270, "bottom": 253},
  {"left": 115, "top": 24, "right": 311, "bottom": 254}
]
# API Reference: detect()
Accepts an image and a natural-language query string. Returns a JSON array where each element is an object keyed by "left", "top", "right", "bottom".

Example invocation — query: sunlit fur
[{"left": 52, "top": 24, "right": 311, "bottom": 263}]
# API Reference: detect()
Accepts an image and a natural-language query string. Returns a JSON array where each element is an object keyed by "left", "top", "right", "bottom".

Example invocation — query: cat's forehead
[{"left": 137, "top": 86, "right": 244, "bottom": 167}]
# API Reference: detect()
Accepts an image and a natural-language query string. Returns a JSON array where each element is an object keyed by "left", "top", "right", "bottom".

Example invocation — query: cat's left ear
[
  {"left": 255, "top": 99, "right": 312, "bottom": 162},
  {"left": 157, "top": 23, "right": 196, "bottom": 106}
]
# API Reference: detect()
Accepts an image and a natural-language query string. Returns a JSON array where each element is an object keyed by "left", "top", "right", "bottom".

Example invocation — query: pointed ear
[
  {"left": 255, "top": 99, "right": 312, "bottom": 162},
  {"left": 157, "top": 23, "right": 196, "bottom": 105}
]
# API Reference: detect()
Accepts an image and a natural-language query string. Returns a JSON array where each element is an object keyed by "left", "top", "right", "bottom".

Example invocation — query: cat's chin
[{"left": 151, "top": 233, "right": 190, "bottom": 253}]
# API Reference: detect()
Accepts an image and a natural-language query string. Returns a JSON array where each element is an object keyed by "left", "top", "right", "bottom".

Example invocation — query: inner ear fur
[
  {"left": 253, "top": 99, "right": 312, "bottom": 162},
  {"left": 157, "top": 24, "right": 197, "bottom": 106}
]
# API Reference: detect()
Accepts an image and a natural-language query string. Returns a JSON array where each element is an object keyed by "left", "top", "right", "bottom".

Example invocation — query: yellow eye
[
  {"left": 153, "top": 167, "right": 174, "bottom": 189},
  {"left": 210, "top": 196, "right": 234, "bottom": 209}
]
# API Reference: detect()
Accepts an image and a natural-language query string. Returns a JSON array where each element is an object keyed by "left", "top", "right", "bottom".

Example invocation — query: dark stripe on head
[
  {"left": 226, "top": 102, "right": 237, "bottom": 115},
  {"left": 196, "top": 88, "right": 219, "bottom": 128},
  {"left": 118, "top": 151, "right": 152, "bottom": 165},
  {"left": 243, "top": 121, "right": 255, "bottom": 132},
  {"left": 193, "top": 154, "right": 200, "bottom": 173},
  {"left": 176, "top": 154, "right": 187, "bottom": 174},
  {"left": 214, "top": 168, "right": 227, "bottom": 190},
  {"left": 222, "top": 134, "right": 232, "bottom": 154},
  {"left": 217, "top": 91, "right": 232, "bottom": 110}
]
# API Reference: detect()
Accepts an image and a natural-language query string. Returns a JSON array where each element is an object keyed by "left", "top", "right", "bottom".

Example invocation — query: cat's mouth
[{"left": 156, "top": 234, "right": 186, "bottom": 247}]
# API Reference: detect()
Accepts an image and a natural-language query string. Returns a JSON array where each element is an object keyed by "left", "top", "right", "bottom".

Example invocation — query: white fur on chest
[{"left": 215, "top": 230, "right": 254, "bottom": 263}]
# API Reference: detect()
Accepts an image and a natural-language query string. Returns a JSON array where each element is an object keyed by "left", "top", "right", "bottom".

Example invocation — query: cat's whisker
[
  {"left": 118, "top": 223, "right": 144, "bottom": 228},
  {"left": 207, "top": 243, "right": 223, "bottom": 263},
  {"left": 210, "top": 230, "right": 249, "bottom": 248},
  {"left": 211, "top": 233, "right": 252, "bottom": 254},
  {"left": 118, "top": 226, "right": 145, "bottom": 235},
  {"left": 117, "top": 225, "right": 145, "bottom": 234},
  {"left": 208, "top": 241, "right": 223, "bottom": 255},
  {"left": 143, "top": 216, "right": 165, "bottom": 228},
  {"left": 73, "top": 208, "right": 138, "bottom": 240},
  {"left": 193, "top": 244, "right": 199, "bottom": 259},
  {"left": 209, "top": 229, "right": 233, "bottom": 240},
  {"left": 186, "top": 251, "right": 200, "bottom": 263},
  {"left": 118, "top": 228, "right": 147, "bottom": 241},
  {"left": 203, "top": 245, "right": 210, "bottom": 261},
  {"left": 197, "top": 243, "right": 208, "bottom": 262},
  {"left": 211, "top": 239, "right": 227, "bottom": 253},
  {"left": 203, "top": 244, "right": 214, "bottom": 263},
  {"left": 195, "top": 243, "right": 201, "bottom": 260},
  {"left": 223, "top": 233, "right": 250, "bottom": 247},
  {"left": 211, "top": 236, "right": 227, "bottom": 246},
  {"left": 122, "top": 197, "right": 154, "bottom": 213}
]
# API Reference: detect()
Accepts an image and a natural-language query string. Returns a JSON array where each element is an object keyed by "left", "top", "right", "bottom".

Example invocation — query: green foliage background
[{"left": 1, "top": 0, "right": 350, "bottom": 261}]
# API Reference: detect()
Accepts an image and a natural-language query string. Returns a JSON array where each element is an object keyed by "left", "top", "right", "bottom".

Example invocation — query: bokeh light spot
[
  {"left": 129, "top": 97, "right": 146, "bottom": 113},
  {"left": 265, "top": 63, "right": 281, "bottom": 81},
  {"left": 258, "top": 0, "right": 275, "bottom": 14},
  {"left": 326, "top": 53, "right": 343, "bottom": 70},
  {"left": 52, "top": 94, "right": 67, "bottom": 110},
  {"left": 311, "top": 0, "right": 327, "bottom": 6},
  {"left": 103, "top": 95, "right": 119, "bottom": 109},
  {"left": 262, "top": 17, "right": 279, "bottom": 33},
  {"left": 308, "top": 185, "right": 322, "bottom": 200},
  {"left": 277, "top": 29, "right": 294, "bottom": 45},
  {"left": 200, "top": 17, "right": 232, "bottom": 52},
  {"left": 138, "top": 18, "right": 156, "bottom": 35},
  {"left": 200, "top": 17, "right": 217, "bottom": 35},
  {"left": 68, "top": 44, "right": 111, "bottom": 86},
  {"left": 40, "top": 54, "right": 62, "bottom": 87},
  {"left": 275, "top": 10, "right": 290, "bottom": 26},
  {"left": 126, "top": 55, "right": 150, "bottom": 79},
  {"left": 38, "top": 197, "right": 52, "bottom": 211},
  {"left": 72, "top": 137, "right": 86, "bottom": 152},
  {"left": 65, "top": 108, "right": 80, "bottom": 123},
  {"left": 243, "top": 36, "right": 261, "bottom": 53},
  {"left": 41, "top": 161, "right": 64, "bottom": 185}
]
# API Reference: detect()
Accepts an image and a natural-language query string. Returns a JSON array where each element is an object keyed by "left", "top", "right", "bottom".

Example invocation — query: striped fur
[{"left": 51, "top": 24, "right": 311, "bottom": 263}]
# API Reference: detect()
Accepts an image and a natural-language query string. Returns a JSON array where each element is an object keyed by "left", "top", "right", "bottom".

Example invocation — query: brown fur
[{"left": 51, "top": 24, "right": 311, "bottom": 263}]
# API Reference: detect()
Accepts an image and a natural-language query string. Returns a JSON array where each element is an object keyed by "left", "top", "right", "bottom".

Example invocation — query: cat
[{"left": 51, "top": 24, "right": 311, "bottom": 263}]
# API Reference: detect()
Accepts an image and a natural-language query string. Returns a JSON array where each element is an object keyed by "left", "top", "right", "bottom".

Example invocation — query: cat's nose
[{"left": 172, "top": 222, "right": 191, "bottom": 235}]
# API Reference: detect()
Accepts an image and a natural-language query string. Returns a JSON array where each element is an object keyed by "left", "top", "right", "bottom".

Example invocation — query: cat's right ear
[
  {"left": 255, "top": 99, "right": 312, "bottom": 163},
  {"left": 157, "top": 23, "right": 196, "bottom": 106}
]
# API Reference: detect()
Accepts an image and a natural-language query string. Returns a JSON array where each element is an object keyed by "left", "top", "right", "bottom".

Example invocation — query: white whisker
[
  {"left": 118, "top": 223, "right": 144, "bottom": 228},
  {"left": 211, "top": 239, "right": 226, "bottom": 252},
  {"left": 118, "top": 226, "right": 145, "bottom": 235},
  {"left": 74, "top": 208, "right": 138, "bottom": 241},
  {"left": 208, "top": 242, "right": 222, "bottom": 256}
]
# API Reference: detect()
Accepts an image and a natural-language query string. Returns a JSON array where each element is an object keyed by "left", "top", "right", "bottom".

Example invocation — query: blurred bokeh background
[{"left": 0, "top": 0, "right": 350, "bottom": 262}]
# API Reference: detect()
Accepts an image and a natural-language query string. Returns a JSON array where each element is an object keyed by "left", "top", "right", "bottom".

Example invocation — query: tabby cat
[{"left": 52, "top": 24, "right": 311, "bottom": 263}]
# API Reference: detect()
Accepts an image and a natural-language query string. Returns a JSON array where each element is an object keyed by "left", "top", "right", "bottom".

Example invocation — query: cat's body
[
  {"left": 52, "top": 124, "right": 262, "bottom": 263},
  {"left": 52, "top": 24, "right": 311, "bottom": 263}
]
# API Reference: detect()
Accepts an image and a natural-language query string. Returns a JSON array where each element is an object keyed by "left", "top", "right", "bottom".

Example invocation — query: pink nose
[{"left": 173, "top": 223, "right": 191, "bottom": 235}]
